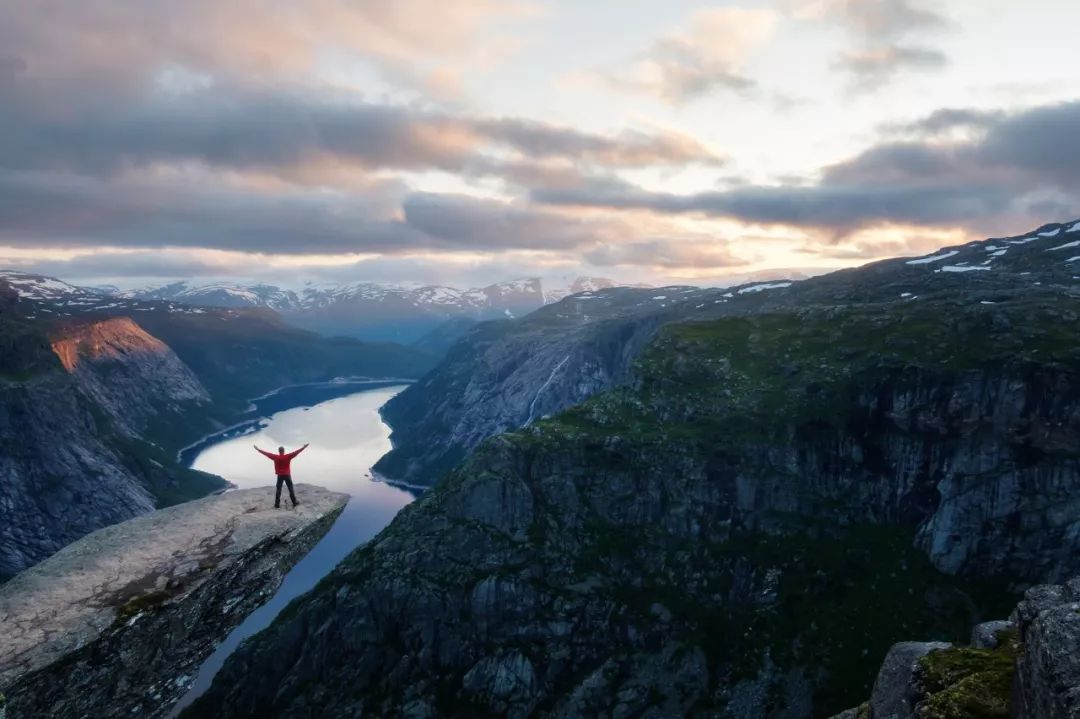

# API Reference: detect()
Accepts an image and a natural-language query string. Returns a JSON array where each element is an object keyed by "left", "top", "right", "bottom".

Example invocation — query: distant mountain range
[{"left": 114, "top": 276, "right": 629, "bottom": 343}]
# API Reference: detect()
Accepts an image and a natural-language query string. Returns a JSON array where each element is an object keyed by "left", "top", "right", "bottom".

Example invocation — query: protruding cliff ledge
[{"left": 0, "top": 485, "right": 347, "bottom": 719}]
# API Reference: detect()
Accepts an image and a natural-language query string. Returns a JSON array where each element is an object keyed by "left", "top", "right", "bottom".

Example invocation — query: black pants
[{"left": 275, "top": 474, "right": 297, "bottom": 507}]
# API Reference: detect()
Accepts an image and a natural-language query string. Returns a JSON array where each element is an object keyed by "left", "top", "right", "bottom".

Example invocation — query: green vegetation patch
[
  {"left": 112, "top": 432, "right": 228, "bottom": 508},
  {"left": 524, "top": 297, "right": 1080, "bottom": 455},
  {"left": 914, "top": 632, "right": 1019, "bottom": 719},
  {"left": 0, "top": 312, "right": 61, "bottom": 382}
]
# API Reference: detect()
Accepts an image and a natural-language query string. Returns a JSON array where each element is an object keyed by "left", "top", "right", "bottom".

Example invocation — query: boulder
[
  {"left": 1013, "top": 579, "right": 1080, "bottom": 718},
  {"left": 869, "top": 641, "right": 952, "bottom": 719},
  {"left": 970, "top": 620, "right": 1015, "bottom": 649}
]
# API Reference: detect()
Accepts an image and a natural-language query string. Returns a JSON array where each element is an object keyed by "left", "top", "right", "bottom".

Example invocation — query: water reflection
[{"left": 170, "top": 385, "right": 416, "bottom": 715}]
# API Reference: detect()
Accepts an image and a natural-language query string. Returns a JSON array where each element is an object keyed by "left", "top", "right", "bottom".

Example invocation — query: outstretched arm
[
  {"left": 286, "top": 443, "right": 310, "bottom": 459},
  {"left": 254, "top": 445, "right": 275, "bottom": 459}
]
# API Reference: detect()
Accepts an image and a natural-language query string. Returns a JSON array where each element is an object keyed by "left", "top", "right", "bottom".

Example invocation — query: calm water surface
[{"left": 170, "top": 384, "right": 416, "bottom": 714}]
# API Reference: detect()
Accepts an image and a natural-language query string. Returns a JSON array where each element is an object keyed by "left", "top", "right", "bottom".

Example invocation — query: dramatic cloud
[
  {"left": 0, "top": 168, "right": 642, "bottom": 256},
  {"left": 402, "top": 193, "right": 611, "bottom": 251},
  {"left": 804, "top": 0, "right": 951, "bottom": 89},
  {"left": 0, "top": 83, "right": 720, "bottom": 181},
  {"left": 533, "top": 100, "right": 1080, "bottom": 235},
  {"left": 535, "top": 181, "right": 1010, "bottom": 233},
  {"left": 2, "top": 0, "right": 1077, "bottom": 286},
  {"left": 825, "top": 0, "right": 948, "bottom": 37},
  {"left": 0, "top": 0, "right": 534, "bottom": 98},
  {"left": 585, "top": 237, "right": 744, "bottom": 270},
  {"left": 577, "top": 8, "right": 778, "bottom": 103}
]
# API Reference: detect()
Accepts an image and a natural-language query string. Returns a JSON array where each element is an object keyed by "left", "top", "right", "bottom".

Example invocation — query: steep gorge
[
  {"left": 374, "top": 219, "right": 1080, "bottom": 499},
  {"left": 375, "top": 285, "right": 722, "bottom": 486},
  {"left": 190, "top": 288, "right": 1080, "bottom": 717},
  {"left": 0, "top": 276, "right": 437, "bottom": 579}
]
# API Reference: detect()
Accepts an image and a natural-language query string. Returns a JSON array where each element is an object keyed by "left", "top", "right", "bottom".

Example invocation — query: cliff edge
[{"left": 0, "top": 485, "right": 347, "bottom": 719}]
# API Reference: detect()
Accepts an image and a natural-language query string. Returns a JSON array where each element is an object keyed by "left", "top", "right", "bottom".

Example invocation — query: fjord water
[{"left": 171, "top": 384, "right": 416, "bottom": 714}]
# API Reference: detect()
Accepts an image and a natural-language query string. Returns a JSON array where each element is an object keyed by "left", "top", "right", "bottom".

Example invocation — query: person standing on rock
[{"left": 254, "top": 444, "right": 308, "bottom": 508}]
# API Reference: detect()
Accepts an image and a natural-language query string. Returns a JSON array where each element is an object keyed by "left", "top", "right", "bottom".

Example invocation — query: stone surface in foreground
[{"left": 0, "top": 484, "right": 347, "bottom": 719}]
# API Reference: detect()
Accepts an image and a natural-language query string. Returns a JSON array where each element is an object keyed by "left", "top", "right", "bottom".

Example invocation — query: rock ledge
[{"left": 0, "top": 484, "right": 346, "bottom": 718}]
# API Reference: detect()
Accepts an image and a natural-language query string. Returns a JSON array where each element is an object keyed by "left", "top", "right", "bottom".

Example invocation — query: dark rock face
[
  {"left": 1013, "top": 579, "right": 1080, "bottom": 718},
  {"left": 0, "top": 314, "right": 224, "bottom": 579},
  {"left": 374, "top": 286, "right": 725, "bottom": 486},
  {"left": 0, "top": 486, "right": 347, "bottom": 719},
  {"left": 837, "top": 576, "right": 1080, "bottom": 719},
  {"left": 0, "top": 374, "right": 157, "bottom": 579},
  {"left": 374, "top": 219, "right": 1080, "bottom": 491},
  {"left": 868, "top": 642, "right": 951, "bottom": 719},
  {"left": 190, "top": 286, "right": 1080, "bottom": 717}
]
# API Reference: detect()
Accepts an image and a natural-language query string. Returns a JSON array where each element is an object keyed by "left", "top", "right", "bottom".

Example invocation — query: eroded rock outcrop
[{"left": 0, "top": 485, "right": 347, "bottom": 719}]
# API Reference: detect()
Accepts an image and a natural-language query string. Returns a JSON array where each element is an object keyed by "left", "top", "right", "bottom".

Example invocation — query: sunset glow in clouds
[{"left": 2, "top": 0, "right": 1080, "bottom": 287}]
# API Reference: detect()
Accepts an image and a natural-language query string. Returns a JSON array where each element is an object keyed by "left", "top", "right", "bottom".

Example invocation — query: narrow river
[{"left": 170, "top": 384, "right": 416, "bottom": 715}]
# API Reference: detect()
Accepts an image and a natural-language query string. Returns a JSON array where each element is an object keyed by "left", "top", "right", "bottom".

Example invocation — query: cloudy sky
[{"left": 2, "top": 0, "right": 1079, "bottom": 288}]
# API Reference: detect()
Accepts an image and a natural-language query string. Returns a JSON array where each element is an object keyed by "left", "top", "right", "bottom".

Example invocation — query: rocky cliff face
[
  {"left": 190, "top": 276, "right": 1080, "bottom": 716},
  {"left": 1012, "top": 579, "right": 1080, "bottom": 718},
  {"left": 375, "top": 220, "right": 1080, "bottom": 492},
  {"left": 0, "top": 485, "right": 347, "bottom": 719},
  {"left": 50, "top": 317, "right": 211, "bottom": 437},
  {"left": 0, "top": 274, "right": 436, "bottom": 579},
  {"left": 0, "top": 372, "right": 158, "bottom": 580},
  {"left": 0, "top": 305, "right": 231, "bottom": 579},
  {"left": 374, "top": 285, "right": 725, "bottom": 485}
]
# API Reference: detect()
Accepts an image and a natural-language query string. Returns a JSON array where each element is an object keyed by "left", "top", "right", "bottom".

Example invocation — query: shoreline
[
  {"left": 168, "top": 385, "right": 414, "bottom": 715},
  {"left": 369, "top": 470, "right": 430, "bottom": 493},
  {"left": 175, "top": 378, "right": 413, "bottom": 465}
]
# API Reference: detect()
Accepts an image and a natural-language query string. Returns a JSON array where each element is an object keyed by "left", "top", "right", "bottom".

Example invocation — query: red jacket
[{"left": 258, "top": 447, "right": 306, "bottom": 475}]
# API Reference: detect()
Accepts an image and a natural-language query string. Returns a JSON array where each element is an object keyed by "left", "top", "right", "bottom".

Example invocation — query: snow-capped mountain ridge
[
  {"left": 0, "top": 270, "right": 218, "bottom": 320},
  {"left": 123, "top": 277, "right": 555, "bottom": 311},
  {"left": 113, "top": 277, "right": 606, "bottom": 343},
  {"left": 0, "top": 270, "right": 630, "bottom": 342}
]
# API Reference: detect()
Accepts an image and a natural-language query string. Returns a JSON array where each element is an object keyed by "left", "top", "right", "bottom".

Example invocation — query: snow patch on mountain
[
  {"left": 738, "top": 282, "right": 793, "bottom": 294},
  {"left": 937, "top": 265, "right": 992, "bottom": 273},
  {"left": 906, "top": 250, "right": 960, "bottom": 265}
]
